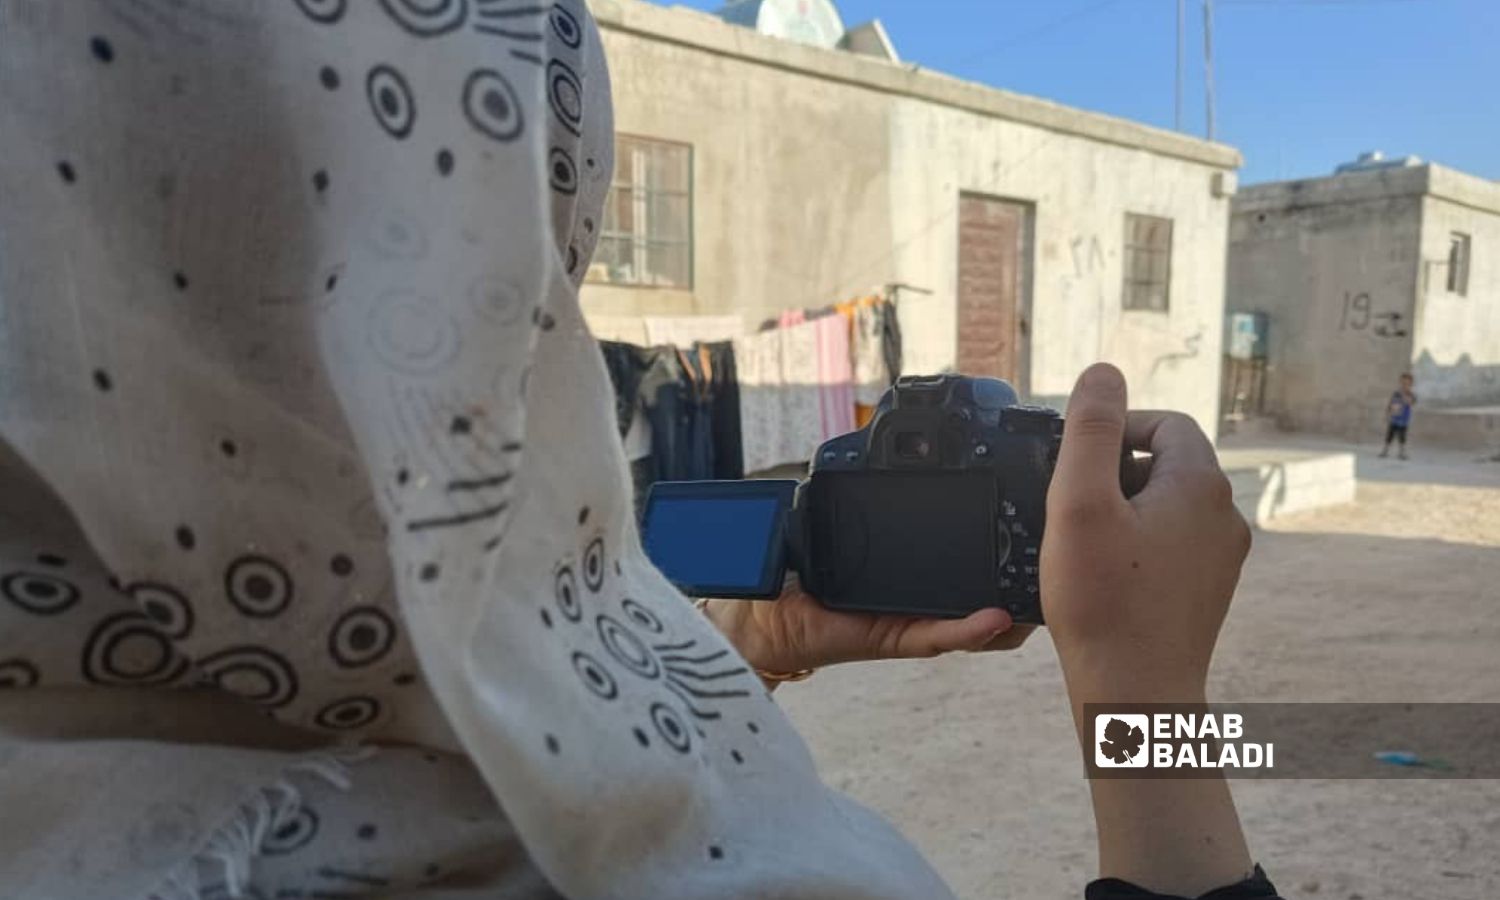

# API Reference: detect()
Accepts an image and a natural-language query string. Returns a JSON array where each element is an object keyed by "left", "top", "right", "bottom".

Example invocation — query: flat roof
[
  {"left": 590, "top": 0, "right": 1242, "bottom": 171},
  {"left": 1234, "top": 164, "right": 1500, "bottom": 217}
]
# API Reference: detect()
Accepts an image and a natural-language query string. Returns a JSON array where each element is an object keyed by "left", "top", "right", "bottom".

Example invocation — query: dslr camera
[{"left": 643, "top": 375, "right": 1105, "bottom": 625}]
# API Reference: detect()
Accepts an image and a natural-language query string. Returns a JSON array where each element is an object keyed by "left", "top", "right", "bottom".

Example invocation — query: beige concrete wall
[
  {"left": 1412, "top": 182, "right": 1500, "bottom": 405},
  {"left": 1227, "top": 173, "right": 1422, "bottom": 440},
  {"left": 886, "top": 101, "right": 1232, "bottom": 427},
  {"left": 582, "top": 0, "right": 1238, "bottom": 432},
  {"left": 586, "top": 25, "right": 896, "bottom": 325}
]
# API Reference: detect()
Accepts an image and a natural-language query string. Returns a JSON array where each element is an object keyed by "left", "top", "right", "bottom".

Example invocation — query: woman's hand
[
  {"left": 1042, "top": 363, "right": 1251, "bottom": 702},
  {"left": 1042, "top": 363, "right": 1255, "bottom": 897},
  {"left": 699, "top": 579, "right": 1032, "bottom": 678}
]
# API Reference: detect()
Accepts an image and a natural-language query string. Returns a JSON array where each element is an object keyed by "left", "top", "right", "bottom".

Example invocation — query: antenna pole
[
  {"left": 1203, "top": 0, "right": 1216, "bottom": 141},
  {"left": 1175, "top": 0, "right": 1185, "bottom": 131}
]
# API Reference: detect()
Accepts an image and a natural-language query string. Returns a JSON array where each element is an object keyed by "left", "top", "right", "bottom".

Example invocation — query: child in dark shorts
[{"left": 1380, "top": 373, "right": 1417, "bottom": 459}]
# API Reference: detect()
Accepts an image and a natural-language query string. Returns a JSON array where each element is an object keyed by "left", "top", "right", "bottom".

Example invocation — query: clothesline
[{"left": 597, "top": 295, "right": 904, "bottom": 511}]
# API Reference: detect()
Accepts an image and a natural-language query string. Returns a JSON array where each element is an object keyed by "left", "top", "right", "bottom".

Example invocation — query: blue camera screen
[{"left": 643, "top": 496, "right": 781, "bottom": 592}]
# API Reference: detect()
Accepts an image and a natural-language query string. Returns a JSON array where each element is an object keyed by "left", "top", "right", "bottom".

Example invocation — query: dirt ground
[{"left": 779, "top": 440, "right": 1500, "bottom": 900}]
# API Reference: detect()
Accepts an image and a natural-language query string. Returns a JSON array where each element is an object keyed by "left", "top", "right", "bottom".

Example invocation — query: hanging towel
[{"left": 812, "top": 315, "right": 856, "bottom": 442}]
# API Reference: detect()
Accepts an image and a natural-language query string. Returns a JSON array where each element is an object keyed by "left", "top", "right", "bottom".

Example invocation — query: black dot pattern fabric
[{"left": 0, "top": 2, "right": 954, "bottom": 898}]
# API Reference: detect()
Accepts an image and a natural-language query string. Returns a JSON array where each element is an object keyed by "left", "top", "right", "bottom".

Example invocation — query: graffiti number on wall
[
  {"left": 1339, "top": 291, "right": 1373, "bottom": 331},
  {"left": 1338, "top": 291, "right": 1408, "bottom": 339}
]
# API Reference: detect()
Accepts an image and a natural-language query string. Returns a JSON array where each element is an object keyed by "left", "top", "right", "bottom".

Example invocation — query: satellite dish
[{"left": 717, "top": 0, "right": 846, "bottom": 50}]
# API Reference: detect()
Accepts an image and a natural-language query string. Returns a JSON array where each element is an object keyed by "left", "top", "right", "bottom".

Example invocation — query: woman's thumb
[{"left": 1051, "top": 363, "right": 1129, "bottom": 507}]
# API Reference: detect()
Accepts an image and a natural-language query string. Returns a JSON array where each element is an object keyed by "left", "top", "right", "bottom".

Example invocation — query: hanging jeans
[{"left": 701, "top": 342, "right": 744, "bottom": 480}]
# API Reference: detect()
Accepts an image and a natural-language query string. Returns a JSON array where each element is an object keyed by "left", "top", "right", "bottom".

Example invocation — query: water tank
[
  {"left": 716, "top": 0, "right": 846, "bottom": 49},
  {"left": 1334, "top": 151, "right": 1422, "bottom": 175}
]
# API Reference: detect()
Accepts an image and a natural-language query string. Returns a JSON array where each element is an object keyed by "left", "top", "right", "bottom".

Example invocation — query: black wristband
[{"left": 1086, "top": 864, "right": 1281, "bottom": 900}]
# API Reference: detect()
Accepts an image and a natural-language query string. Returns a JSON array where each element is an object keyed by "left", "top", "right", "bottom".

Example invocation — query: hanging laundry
[
  {"left": 812, "top": 314, "right": 856, "bottom": 441},
  {"left": 702, "top": 341, "right": 745, "bottom": 480},
  {"left": 735, "top": 319, "right": 838, "bottom": 474},
  {"left": 881, "top": 297, "right": 904, "bottom": 385},
  {"left": 598, "top": 339, "right": 740, "bottom": 513}
]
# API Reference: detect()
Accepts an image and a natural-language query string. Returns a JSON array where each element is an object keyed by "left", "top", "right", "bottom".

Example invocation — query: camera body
[
  {"left": 642, "top": 375, "right": 1092, "bottom": 626},
  {"left": 788, "top": 375, "right": 1062, "bottom": 624}
]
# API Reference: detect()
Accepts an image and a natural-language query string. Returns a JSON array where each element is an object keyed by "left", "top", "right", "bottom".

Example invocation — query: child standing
[{"left": 1380, "top": 373, "right": 1417, "bottom": 459}]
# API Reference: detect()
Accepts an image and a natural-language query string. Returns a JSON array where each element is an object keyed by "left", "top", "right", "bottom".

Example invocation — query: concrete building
[
  {"left": 580, "top": 0, "right": 1242, "bottom": 430},
  {"left": 1227, "top": 158, "right": 1500, "bottom": 447}
]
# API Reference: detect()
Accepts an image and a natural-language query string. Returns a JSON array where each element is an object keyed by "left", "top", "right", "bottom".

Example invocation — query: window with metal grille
[
  {"left": 589, "top": 135, "right": 693, "bottom": 289},
  {"left": 1122, "top": 213, "right": 1173, "bottom": 312},
  {"left": 1447, "top": 231, "right": 1471, "bottom": 296}
]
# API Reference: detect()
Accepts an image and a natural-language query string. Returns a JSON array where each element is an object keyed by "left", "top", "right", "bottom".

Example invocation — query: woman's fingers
[
  {"left": 884, "top": 607, "right": 1014, "bottom": 658},
  {"left": 1124, "top": 410, "right": 1219, "bottom": 478}
]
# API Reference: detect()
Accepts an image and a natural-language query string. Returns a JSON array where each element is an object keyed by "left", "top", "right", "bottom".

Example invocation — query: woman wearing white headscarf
[{"left": 0, "top": 2, "right": 1273, "bottom": 898}]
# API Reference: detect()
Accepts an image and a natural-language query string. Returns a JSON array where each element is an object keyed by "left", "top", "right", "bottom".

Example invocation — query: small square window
[{"left": 1123, "top": 213, "right": 1173, "bottom": 312}]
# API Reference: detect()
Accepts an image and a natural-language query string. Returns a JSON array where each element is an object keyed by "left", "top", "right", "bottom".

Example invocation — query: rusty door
[{"left": 957, "top": 194, "right": 1031, "bottom": 384}]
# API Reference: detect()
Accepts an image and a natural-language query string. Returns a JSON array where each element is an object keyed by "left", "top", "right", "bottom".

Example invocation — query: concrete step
[{"left": 1217, "top": 444, "right": 1358, "bottom": 526}]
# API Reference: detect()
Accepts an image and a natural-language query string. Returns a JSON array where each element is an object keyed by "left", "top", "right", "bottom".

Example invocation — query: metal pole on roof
[
  {"left": 1176, "top": 0, "right": 1185, "bottom": 131},
  {"left": 1203, "top": 0, "right": 1217, "bottom": 141}
]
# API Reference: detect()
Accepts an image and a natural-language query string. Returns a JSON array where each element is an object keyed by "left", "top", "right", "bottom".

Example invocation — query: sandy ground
[{"left": 778, "top": 440, "right": 1500, "bottom": 900}]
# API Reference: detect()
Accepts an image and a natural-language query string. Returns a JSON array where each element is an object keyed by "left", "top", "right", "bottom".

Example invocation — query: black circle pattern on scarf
[
  {"left": 225, "top": 555, "right": 294, "bottom": 619},
  {"left": 620, "top": 598, "right": 664, "bottom": 635},
  {"left": 315, "top": 695, "right": 382, "bottom": 731},
  {"left": 262, "top": 806, "right": 320, "bottom": 855},
  {"left": 292, "top": 0, "right": 346, "bottom": 24},
  {"left": 583, "top": 537, "right": 605, "bottom": 592},
  {"left": 651, "top": 702, "right": 691, "bottom": 754},
  {"left": 328, "top": 606, "right": 397, "bottom": 669},
  {"left": 596, "top": 614, "right": 659, "bottom": 680},
  {"left": 461, "top": 69, "right": 524, "bottom": 143},
  {"left": 571, "top": 651, "right": 617, "bottom": 700},
  {"left": 82, "top": 612, "right": 189, "bottom": 686},
  {"left": 1, "top": 570, "right": 81, "bottom": 616},
  {"left": 554, "top": 566, "right": 581, "bottom": 622},
  {"left": 0, "top": 659, "right": 40, "bottom": 689},
  {"left": 548, "top": 147, "right": 578, "bottom": 196},
  {"left": 366, "top": 64, "right": 417, "bottom": 140},
  {"left": 545, "top": 59, "right": 583, "bottom": 137},
  {"left": 377, "top": 0, "right": 468, "bottom": 36},
  {"left": 198, "top": 646, "right": 300, "bottom": 708},
  {"left": 129, "top": 582, "right": 194, "bottom": 639},
  {"left": 550, "top": 3, "right": 582, "bottom": 49}
]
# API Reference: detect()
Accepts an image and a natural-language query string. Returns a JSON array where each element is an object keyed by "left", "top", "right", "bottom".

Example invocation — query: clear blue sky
[{"left": 656, "top": 0, "right": 1498, "bottom": 185}]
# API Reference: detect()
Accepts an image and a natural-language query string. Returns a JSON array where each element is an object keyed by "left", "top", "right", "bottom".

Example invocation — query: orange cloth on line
[{"left": 838, "top": 296, "right": 883, "bottom": 426}]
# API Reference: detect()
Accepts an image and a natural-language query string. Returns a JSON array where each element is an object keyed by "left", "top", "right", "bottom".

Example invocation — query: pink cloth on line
[{"left": 812, "top": 314, "right": 856, "bottom": 441}]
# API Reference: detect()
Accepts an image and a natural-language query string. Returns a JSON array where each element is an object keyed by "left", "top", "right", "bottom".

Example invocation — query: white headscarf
[{"left": 0, "top": 2, "right": 953, "bottom": 897}]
